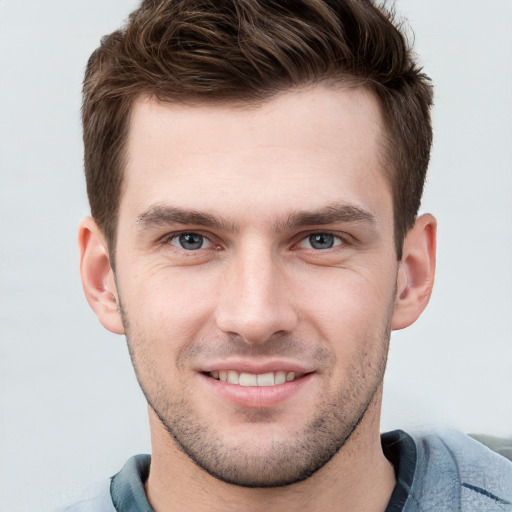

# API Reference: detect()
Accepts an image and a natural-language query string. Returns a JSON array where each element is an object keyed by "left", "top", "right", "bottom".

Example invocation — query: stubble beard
[
  {"left": 125, "top": 344, "right": 390, "bottom": 487},
  {"left": 149, "top": 372, "right": 385, "bottom": 488},
  {"left": 119, "top": 299, "right": 392, "bottom": 488}
]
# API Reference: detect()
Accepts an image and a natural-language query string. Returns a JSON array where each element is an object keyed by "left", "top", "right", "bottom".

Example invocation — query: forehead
[{"left": 121, "top": 86, "right": 391, "bottom": 227}]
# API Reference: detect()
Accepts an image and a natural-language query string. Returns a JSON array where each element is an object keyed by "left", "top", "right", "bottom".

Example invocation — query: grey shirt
[{"left": 58, "top": 429, "right": 512, "bottom": 511}]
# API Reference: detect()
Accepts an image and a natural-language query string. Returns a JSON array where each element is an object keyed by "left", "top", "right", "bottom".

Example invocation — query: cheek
[
  {"left": 118, "top": 266, "right": 220, "bottom": 364},
  {"left": 296, "top": 266, "right": 396, "bottom": 324},
  {"left": 122, "top": 260, "right": 218, "bottom": 315},
  {"left": 294, "top": 268, "right": 395, "bottom": 365}
]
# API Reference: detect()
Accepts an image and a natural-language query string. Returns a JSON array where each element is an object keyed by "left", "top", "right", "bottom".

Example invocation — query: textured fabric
[
  {"left": 470, "top": 433, "right": 512, "bottom": 462},
  {"left": 110, "top": 455, "right": 152, "bottom": 512},
  {"left": 58, "top": 429, "right": 512, "bottom": 511},
  {"left": 404, "top": 429, "right": 512, "bottom": 511},
  {"left": 383, "top": 430, "right": 417, "bottom": 511}
]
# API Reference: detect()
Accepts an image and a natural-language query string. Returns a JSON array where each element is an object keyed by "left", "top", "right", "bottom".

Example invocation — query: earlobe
[
  {"left": 392, "top": 214, "right": 437, "bottom": 330},
  {"left": 78, "top": 217, "right": 125, "bottom": 335}
]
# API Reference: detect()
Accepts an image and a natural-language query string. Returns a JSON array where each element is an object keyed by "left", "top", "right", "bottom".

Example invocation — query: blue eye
[
  {"left": 298, "top": 233, "right": 345, "bottom": 250},
  {"left": 309, "top": 233, "right": 335, "bottom": 249},
  {"left": 170, "top": 233, "right": 206, "bottom": 250}
]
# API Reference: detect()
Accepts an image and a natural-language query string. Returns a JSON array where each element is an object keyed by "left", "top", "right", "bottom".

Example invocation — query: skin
[{"left": 79, "top": 86, "right": 436, "bottom": 512}]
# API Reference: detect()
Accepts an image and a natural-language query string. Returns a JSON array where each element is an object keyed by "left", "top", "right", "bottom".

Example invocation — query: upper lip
[{"left": 197, "top": 360, "right": 315, "bottom": 375}]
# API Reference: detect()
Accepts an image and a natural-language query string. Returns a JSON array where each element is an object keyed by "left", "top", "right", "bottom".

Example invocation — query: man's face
[{"left": 113, "top": 86, "right": 400, "bottom": 486}]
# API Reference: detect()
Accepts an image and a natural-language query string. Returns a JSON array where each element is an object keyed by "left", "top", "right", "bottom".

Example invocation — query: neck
[{"left": 145, "top": 389, "right": 395, "bottom": 512}]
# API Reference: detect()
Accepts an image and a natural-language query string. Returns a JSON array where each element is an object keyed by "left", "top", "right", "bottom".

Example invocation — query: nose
[{"left": 214, "top": 244, "right": 298, "bottom": 344}]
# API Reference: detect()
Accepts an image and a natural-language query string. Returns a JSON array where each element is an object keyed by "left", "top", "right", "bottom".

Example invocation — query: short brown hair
[{"left": 82, "top": 0, "right": 433, "bottom": 259}]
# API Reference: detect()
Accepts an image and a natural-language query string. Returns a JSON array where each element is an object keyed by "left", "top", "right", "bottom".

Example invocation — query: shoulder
[
  {"left": 56, "top": 454, "right": 152, "bottom": 512},
  {"left": 55, "top": 479, "right": 115, "bottom": 512},
  {"left": 410, "top": 428, "right": 512, "bottom": 511}
]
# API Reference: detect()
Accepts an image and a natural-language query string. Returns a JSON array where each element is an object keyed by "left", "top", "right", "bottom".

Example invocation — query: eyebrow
[
  {"left": 279, "top": 203, "right": 376, "bottom": 231},
  {"left": 136, "top": 205, "right": 238, "bottom": 231},
  {"left": 136, "top": 202, "right": 375, "bottom": 233}
]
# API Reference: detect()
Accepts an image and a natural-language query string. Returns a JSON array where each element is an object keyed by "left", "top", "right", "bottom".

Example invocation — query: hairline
[{"left": 105, "top": 80, "right": 402, "bottom": 267}]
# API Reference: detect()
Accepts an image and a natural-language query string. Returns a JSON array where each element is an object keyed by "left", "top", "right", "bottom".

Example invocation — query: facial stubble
[{"left": 119, "top": 292, "right": 392, "bottom": 489}]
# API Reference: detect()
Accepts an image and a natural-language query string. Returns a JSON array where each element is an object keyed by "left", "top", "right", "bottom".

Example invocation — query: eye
[
  {"left": 299, "top": 233, "right": 343, "bottom": 250},
  {"left": 169, "top": 232, "right": 212, "bottom": 250}
]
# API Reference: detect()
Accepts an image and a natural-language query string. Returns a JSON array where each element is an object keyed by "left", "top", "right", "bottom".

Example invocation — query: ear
[
  {"left": 78, "top": 217, "right": 125, "bottom": 334},
  {"left": 392, "top": 213, "right": 437, "bottom": 330}
]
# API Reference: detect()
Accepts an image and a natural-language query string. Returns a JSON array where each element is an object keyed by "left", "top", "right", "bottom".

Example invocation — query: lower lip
[{"left": 199, "top": 373, "right": 314, "bottom": 408}]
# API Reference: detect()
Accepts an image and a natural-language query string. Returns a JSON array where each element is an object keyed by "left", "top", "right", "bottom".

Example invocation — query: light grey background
[{"left": 1, "top": 1, "right": 511, "bottom": 510}]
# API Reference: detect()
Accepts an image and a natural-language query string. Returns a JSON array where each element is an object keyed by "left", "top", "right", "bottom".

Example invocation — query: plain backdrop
[{"left": 1, "top": 1, "right": 511, "bottom": 510}]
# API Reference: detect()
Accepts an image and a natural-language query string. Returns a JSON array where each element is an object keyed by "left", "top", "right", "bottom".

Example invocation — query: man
[{"left": 67, "top": 0, "right": 512, "bottom": 510}]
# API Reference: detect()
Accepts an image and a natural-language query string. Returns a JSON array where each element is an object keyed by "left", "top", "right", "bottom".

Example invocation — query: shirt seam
[{"left": 461, "top": 482, "right": 511, "bottom": 508}]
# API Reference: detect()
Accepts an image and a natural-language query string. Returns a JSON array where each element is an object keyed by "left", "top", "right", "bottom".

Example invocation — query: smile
[{"left": 207, "top": 370, "right": 304, "bottom": 387}]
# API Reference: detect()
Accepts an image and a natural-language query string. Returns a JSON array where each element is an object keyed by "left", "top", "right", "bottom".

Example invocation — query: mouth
[
  {"left": 199, "top": 366, "right": 316, "bottom": 408},
  {"left": 205, "top": 370, "right": 306, "bottom": 387}
]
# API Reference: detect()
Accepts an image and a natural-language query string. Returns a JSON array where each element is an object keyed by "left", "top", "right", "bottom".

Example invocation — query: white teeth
[
  {"left": 239, "top": 373, "right": 258, "bottom": 386},
  {"left": 274, "top": 371, "right": 286, "bottom": 385},
  {"left": 209, "top": 370, "right": 302, "bottom": 386},
  {"left": 227, "top": 370, "right": 239, "bottom": 384},
  {"left": 256, "top": 372, "right": 274, "bottom": 387}
]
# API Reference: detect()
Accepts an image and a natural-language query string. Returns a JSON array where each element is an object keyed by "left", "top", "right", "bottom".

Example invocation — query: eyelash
[
  {"left": 160, "top": 231, "right": 216, "bottom": 251},
  {"left": 296, "top": 231, "right": 348, "bottom": 251},
  {"left": 160, "top": 230, "right": 351, "bottom": 253}
]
